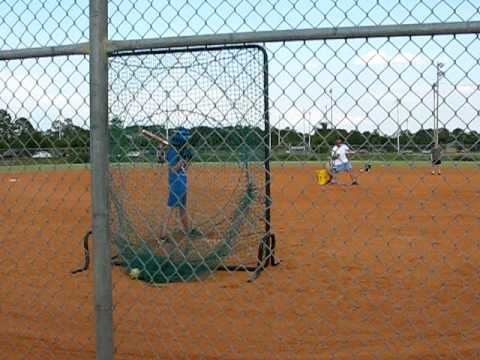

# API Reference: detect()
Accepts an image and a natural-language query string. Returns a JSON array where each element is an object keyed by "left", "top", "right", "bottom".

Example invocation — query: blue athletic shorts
[
  {"left": 167, "top": 147, "right": 187, "bottom": 208},
  {"left": 167, "top": 188, "right": 187, "bottom": 208},
  {"left": 332, "top": 162, "right": 352, "bottom": 173}
]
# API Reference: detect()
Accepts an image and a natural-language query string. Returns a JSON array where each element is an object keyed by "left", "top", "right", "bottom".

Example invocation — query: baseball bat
[{"left": 140, "top": 129, "right": 169, "bottom": 145}]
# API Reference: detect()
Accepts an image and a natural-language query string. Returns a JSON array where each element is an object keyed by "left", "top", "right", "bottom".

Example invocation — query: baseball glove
[{"left": 180, "top": 147, "right": 194, "bottom": 162}]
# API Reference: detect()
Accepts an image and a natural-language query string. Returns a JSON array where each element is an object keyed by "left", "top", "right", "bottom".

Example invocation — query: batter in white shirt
[{"left": 328, "top": 138, "right": 358, "bottom": 185}]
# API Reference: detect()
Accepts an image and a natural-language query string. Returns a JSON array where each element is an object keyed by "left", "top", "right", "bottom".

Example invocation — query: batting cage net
[
  {"left": 3, "top": 1, "right": 480, "bottom": 358},
  {"left": 108, "top": 46, "right": 273, "bottom": 283}
]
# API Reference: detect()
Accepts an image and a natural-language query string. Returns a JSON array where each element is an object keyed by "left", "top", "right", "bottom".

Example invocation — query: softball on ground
[{"left": 129, "top": 268, "right": 141, "bottom": 280}]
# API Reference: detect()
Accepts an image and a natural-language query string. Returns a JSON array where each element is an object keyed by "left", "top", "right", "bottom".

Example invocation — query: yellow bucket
[{"left": 316, "top": 169, "right": 331, "bottom": 185}]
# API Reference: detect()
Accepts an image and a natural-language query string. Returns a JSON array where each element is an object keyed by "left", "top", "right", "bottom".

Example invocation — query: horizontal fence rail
[
  {"left": 1, "top": 1, "right": 479, "bottom": 359},
  {"left": 2, "top": 21, "right": 480, "bottom": 60}
]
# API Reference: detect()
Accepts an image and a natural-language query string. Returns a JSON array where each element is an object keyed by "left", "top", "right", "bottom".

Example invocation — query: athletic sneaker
[
  {"left": 188, "top": 228, "right": 203, "bottom": 239},
  {"left": 159, "top": 235, "right": 173, "bottom": 244}
]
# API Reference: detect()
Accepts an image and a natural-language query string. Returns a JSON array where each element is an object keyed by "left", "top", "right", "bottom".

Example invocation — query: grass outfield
[
  {"left": 275, "top": 160, "right": 480, "bottom": 168},
  {"left": 0, "top": 163, "right": 91, "bottom": 173},
  {"left": 1, "top": 160, "right": 479, "bottom": 173}
]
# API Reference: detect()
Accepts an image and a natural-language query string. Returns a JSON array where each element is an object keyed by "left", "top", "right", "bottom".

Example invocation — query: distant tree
[
  {"left": 399, "top": 130, "right": 412, "bottom": 148},
  {"left": 51, "top": 119, "right": 63, "bottom": 135},
  {"left": 437, "top": 128, "right": 452, "bottom": 144},
  {"left": 12, "top": 117, "right": 38, "bottom": 148},
  {"left": 0, "top": 109, "right": 14, "bottom": 148},
  {"left": 110, "top": 116, "right": 124, "bottom": 130},
  {"left": 224, "top": 126, "right": 243, "bottom": 147},
  {"left": 346, "top": 130, "right": 365, "bottom": 146},
  {"left": 59, "top": 118, "right": 89, "bottom": 147},
  {"left": 463, "top": 131, "right": 479, "bottom": 150},
  {"left": 270, "top": 127, "right": 280, "bottom": 147},
  {"left": 109, "top": 116, "right": 130, "bottom": 161},
  {"left": 324, "top": 128, "right": 348, "bottom": 145},
  {"left": 452, "top": 128, "right": 465, "bottom": 141},
  {"left": 282, "top": 128, "right": 303, "bottom": 145},
  {"left": 13, "top": 117, "right": 35, "bottom": 134},
  {"left": 413, "top": 129, "right": 432, "bottom": 146}
]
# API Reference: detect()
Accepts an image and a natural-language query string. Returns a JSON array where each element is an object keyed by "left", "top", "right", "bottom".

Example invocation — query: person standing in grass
[{"left": 431, "top": 143, "right": 442, "bottom": 175}]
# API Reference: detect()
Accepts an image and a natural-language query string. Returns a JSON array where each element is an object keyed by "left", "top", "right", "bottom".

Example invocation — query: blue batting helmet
[{"left": 170, "top": 127, "right": 190, "bottom": 146}]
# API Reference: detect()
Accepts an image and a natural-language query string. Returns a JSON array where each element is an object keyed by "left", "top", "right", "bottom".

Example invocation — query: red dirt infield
[{"left": 1, "top": 163, "right": 479, "bottom": 359}]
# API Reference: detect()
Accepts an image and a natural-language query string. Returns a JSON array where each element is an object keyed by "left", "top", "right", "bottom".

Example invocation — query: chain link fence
[{"left": 1, "top": 1, "right": 479, "bottom": 359}]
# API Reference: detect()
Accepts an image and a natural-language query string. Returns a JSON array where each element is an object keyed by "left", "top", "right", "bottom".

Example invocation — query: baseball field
[{"left": 1, "top": 163, "right": 479, "bottom": 359}]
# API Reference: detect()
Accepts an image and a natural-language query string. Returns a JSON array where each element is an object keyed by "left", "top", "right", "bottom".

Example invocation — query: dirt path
[{"left": 1, "top": 164, "right": 479, "bottom": 359}]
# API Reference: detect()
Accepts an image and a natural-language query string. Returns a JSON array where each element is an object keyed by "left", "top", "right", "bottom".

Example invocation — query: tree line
[
  {"left": 276, "top": 125, "right": 480, "bottom": 152},
  {"left": 1, "top": 109, "right": 479, "bottom": 162},
  {"left": 0, "top": 109, "right": 89, "bottom": 151}
]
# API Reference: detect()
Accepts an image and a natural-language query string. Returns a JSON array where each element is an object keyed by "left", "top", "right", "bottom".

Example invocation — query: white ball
[{"left": 129, "top": 268, "right": 141, "bottom": 279}]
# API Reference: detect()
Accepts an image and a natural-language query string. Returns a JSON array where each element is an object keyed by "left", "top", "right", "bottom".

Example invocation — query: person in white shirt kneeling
[{"left": 328, "top": 138, "right": 358, "bottom": 186}]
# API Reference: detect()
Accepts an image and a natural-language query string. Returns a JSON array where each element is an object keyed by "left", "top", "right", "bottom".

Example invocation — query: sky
[{"left": 1, "top": 0, "right": 480, "bottom": 138}]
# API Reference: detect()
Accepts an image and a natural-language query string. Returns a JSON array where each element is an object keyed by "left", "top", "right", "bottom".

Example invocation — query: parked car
[
  {"left": 32, "top": 151, "right": 53, "bottom": 159},
  {"left": 126, "top": 151, "right": 141, "bottom": 159},
  {"left": 1, "top": 149, "right": 17, "bottom": 159}
]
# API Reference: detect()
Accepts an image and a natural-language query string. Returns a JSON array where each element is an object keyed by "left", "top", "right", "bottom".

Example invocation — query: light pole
[
  {"left": 302, "top": 114, "right": 306, "bottom": 148},
  {"left": 324, "top": 105, "right": 328, "bottom": 128},
  {"left": 269, "top": 123, "right": 272, "bottom": 151},
  {"left": 278, "top": 126, "right": 281, "bottom": 148},
  {"left": 164, "top": 91, "right": 171, "bottom": 141},
  {"left": 434, "top": 62, "right": 445, "bottom": 146},
  {"left": 58, "top": 119, "right": 63, "bottom": 141},
  {"left": 432, "top": 82, "right": 436, "bottom": 145},
  {"left": 329, "top": 89, "right": 333, "bottom": 129},
  {"left": 396, "top": 98, "right": 401, "bottom": 153},
  {"left": 304, "top": 110, "right": 310, "bottom": 147}
]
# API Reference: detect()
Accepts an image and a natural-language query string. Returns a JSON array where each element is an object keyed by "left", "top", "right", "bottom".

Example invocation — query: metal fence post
[
  {"left": 1, "top": 1, "right": 480, "bottom": 358},
  {"left": 90, "top": 0, "right": 113, "bottom": 359}
]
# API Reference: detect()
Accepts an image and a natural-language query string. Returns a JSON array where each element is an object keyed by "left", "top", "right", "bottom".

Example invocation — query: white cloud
[
  {"left": 337, "top": 115, "right": 366, "bottom": 128},
  {"left": 284, "top": 108, "right": 303, "bottom": 124},
  {"left": 304, "top": 59, "right": 322, "bottom": 71},
  {"left": 0, "top": 69, "right": 89, "bottom": 129},
  {"left": 354, "top": 50, "right": 389, "bottom": 66},
  {"left": 456, "top": 84, "right": 477, "bottom": 93},
  {"left": 355, "top": 50, "right": 429, "bottom": 66},
  {"left": 391, "top": 52, "right": 429, "bottom": 65}
]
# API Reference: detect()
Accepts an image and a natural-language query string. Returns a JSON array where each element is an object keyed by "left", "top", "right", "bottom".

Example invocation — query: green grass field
[
  {"left": 0, "top": 163, "right": 90, "bottom": 173},
  {"left": 1, "top": 159, "right": 479, "bottom": 174}
]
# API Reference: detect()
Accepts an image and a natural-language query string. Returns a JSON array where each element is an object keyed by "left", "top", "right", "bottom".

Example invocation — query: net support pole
[
  {"left": 90, "top": 0, "right": 113, "bottom": 359},
  {"left": 248, "top": 47, "right": 279, "bottom": 282}
]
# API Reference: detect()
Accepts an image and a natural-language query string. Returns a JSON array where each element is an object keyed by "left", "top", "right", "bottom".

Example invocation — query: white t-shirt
[{"left": 331, "top": 144, "right": 350, "bottom": 165}]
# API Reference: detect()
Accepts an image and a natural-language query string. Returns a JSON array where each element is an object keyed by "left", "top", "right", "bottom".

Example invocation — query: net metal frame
[
  {"left": 107, "top": 45, "right": 278, "bottom": 282},
  {"left": 1, "top": 1, "right": 480, "bottom": 358}
]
